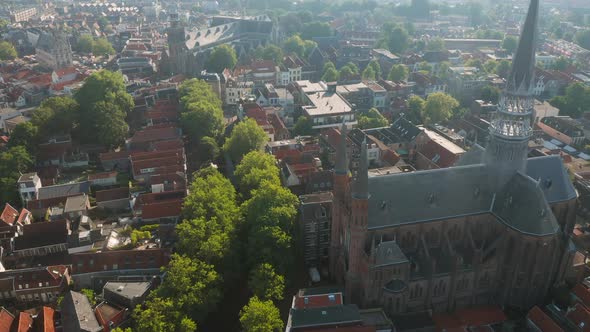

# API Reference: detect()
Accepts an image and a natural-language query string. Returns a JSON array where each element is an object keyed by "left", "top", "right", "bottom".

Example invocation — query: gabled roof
[
  {"left": 527, "top": 306, "right": 563, "bottom": 332},
  {"left": 38, "top": 181, "right": 91, "bottom": 200},
  {"left": 17, "top": 312, "right": 33, "bottom": 332},
  {"left": 0, "top": 307, "right": 14, "bottom": 332},
  {"left": 14, "top": 220, "right": 68, "bottom": 251},
  {"left": 0, "top": 204, "right": 19, "bottom": 226}
]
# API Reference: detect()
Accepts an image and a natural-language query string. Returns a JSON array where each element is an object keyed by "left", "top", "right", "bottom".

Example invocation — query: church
[{"left": 329, "top": 0, "right": 580, "bottom": 314}]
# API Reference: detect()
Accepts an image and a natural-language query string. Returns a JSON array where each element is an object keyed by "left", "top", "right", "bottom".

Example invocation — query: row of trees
[
  {"left": 75, "top": 35, "right": 116, "bottom": 55},
  {"left": 135, "top": 148, "right": 296, "bottom": 331}
]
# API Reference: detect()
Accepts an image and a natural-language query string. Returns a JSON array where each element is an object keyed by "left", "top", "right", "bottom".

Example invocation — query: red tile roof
[
  {"left": 0, "top": 204, "right": 18, "bottom": 226},
  {"left": 129, "top": 126, "right": 180, "bottom": 144},
  {"left": 39, "top": 307, "right": 55, "bottom": 332},
  {"left": 17, "top": 312, "right": 33, "bottom": 332},
  {"left": 95, "top": 187, "right": 129, "bottom": 203},
  {"left": 573, "top": 284, "right": 590, "bottom": 309},
  {"left": 527, "top": 306, "right": 563, "bottom": 332},
  {"left": 151, "top": 139, "right": 184, "bottom": 152},
  {"left": 141, "top": 199, "right": 183, "bottom": 220},
  {"left": 16, "top": 209, "right": 30, "bottom": 225},
  {"left": 99, "top": 150, "right": 130, "bottom": 162},
  {"left": 434, "top": 306, "right": 507, "bottom": 331},
  {"left": 88, "top": 171, "right": 118, "bottom": 181},
  {"left": 0, "top": 307, "right": 14, "bottom": 332},
  {"left": 53, "top": 66, "right": 78, "bottom": 78}
]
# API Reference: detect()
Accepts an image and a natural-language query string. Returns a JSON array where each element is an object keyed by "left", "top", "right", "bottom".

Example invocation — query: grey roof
[
  {"left": 38, "top": 181, "right": 91, "bottom": 200},
  {"left": 61, "top": 291, "right": 102, "bottom": 332},
  {"left": 373, "top": 241, "right": 408, "bottom": 268},
  {"left": 367, "top": 164, "right": 495, "bottom": 229},
  {"left": 455, "top": 144, "right": 485, "bottom": 166},
  {"left": 290, "top": 304, "right": 362, "bottom": 329},
  {"left": 64, "top": 194, "right": 88, "bottom": 213},
  {"left": 366, "top": 154, "right": 575, "bottom": 236},
  {"left": 491, "top": 172, "right": 559, "bottom": 236},
  {"left": 526, "top": 156, "right": 577, "bottom": 203},
  {"left": 506, "top": 0, "right": 539, "bottom": 94},
  {"left": 103, "top": 281, "right": 151, "bottom": 300}
]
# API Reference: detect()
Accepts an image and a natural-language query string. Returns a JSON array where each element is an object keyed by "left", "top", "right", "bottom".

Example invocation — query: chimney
[{"left": 327, "top": 82, "right": 337, "bottom": 93}]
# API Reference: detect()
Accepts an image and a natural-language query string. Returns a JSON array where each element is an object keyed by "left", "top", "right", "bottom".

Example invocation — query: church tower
[
  {"left": 167, "top": 13, "right": 187, "bottom": 75},
  {"left": 330, "top": 123, "right": 349, "bottom": 279},
  {"left": 346, "top": 138, "right": 370, "bottom": 304},
  {"left": 484, "top": 0, "right": 539, "bottom": 187}
]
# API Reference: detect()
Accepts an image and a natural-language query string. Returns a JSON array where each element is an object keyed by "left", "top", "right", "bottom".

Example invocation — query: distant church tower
[
  {"left": 166, "top": 13, "right": 187, "bottom": 75},
  {"left": 484, "top": 0, "right": 539, "bottom": 187}
]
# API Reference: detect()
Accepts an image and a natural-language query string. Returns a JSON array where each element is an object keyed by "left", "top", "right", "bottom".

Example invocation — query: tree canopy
[
  {"left": 422, "top": 92, "right": 460, "bottom": 124},
  {"left": 283, "top": 35, "right": 316, "bottom": 57},
  {"left": 7, "top": 122, "right": 38, "bottom": 153},
  {"left": 358, "top": 108, "right": 389, "bottom": 129},
  {"left": 248, "top": 263, "right": 285, "bottom": 301},
  {"left": 133, "top": 296, "right": 197, "bottom": 332},
  {"left": 379, "top": 23, "right": 410, "bottom": 54},
  {"left": 0, "top": 146, "right": 34, "bottom": 206},
  {"left": 406, "top": 95, "right": 425, "bottom": 125},
  {"left": 223, "top": 118, "right": 268, "bottom": 163},
  {"left": 178, "top": 79, "right": 224, "bottom": 142},
  {"left": 388, "top": 64, "right": 409, "bottom": 81},
  {"left": 239, "top": 297, "right": 283, "bottom": 332},
  {"left": 301, "top": 22, "right": 332, "bottom": 40},
  {"left": 339, "top": 62, "right": 360, "bottom": 81},
  {"left": 74, "top": 70, "right": 132, "bottom": 147},
  {"left": 550, "top": 83, "right": 590, "bottom": 118},
  {"left": 92, "top": 37, "right": 116, "bottom": 55},
  {"left": 502, "top": 35, "right": 518, "bottom": 53},
  {"left": 235, "top": 151, "right": 280, "bottom": 198},
  {"left": 0, "top": 41, "right": 17, "bottom": 60},
  {"left": 206, "top": 44, "right": 238, "bottom": 73},
  {"left": 254, "top": 44, "right": 284, "bottom": 65},
  {"left": 321, "top": 62, "right": 340, "bottom": 82}
]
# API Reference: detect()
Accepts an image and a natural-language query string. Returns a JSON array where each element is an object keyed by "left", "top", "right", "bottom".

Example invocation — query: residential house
[
  {"left": 414, "top": 128, "right": 466, "bottom": 170},
  {"left": 411, "top": 72, "right": 447, "bottom": 97},
  {"left": 28, "top": 181, "right": 91, "bottom": 219},
  {"left": 372, "top": 49, "right": 400, "bottom": 76},
  {"left": 103, "top": 281, "right": 151, "bottom": 308},
  {"left": 94, "top": 301, "right": 127, "bottom": 332},
  {"left": 64, "top": 194, "right": 90, "bottom": 220},
  {"left": 0, "top": 265, "right": 70, "bottom": 304},
  {"left": 71, "top": 248, "right": 171, "bottom": 289},
  {"left": 61, "top": 291, "right": 102, "bottom": 332},
  {"left": 88, "top": 171, "right": 118, "bottom": 187},
  {"left": 294, "top": 81, "right": 356, "bottom": 130},
  {"left": 538, "top": 116, "right": 585, "bottom": 147},
  {"left": 13, "top": 220, "right": 69, "bottom": 257},
  {"left": 150, "top": 173, "right": 187, "bottom": 193},
  {"left": 16, "top": 172, "right": 42, "bottom": 204},
  {"left": 130, "top": 149, "right": 186, "bottom": 183},
  {"left": 99, "top": 150, "right": 131, "bottom": 172},
  {"left": 278, "top": 55, "right": 305, "bottom": 86},
  {"left": 224, "top": 79, "right": 253, "bottom": 105},
  {"left": 255, "top": 83, "right": 294, "bottom": 110},
  {"left": 126, "top": 126, "right": 182, "bottom": 151},
  {"left": 299, "top": 192, "right": 333, "bottom": 268}
]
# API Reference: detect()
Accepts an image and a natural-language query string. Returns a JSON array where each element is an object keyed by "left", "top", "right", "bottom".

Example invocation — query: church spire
[
  {"left": 484, "top": 0, "right": 539, "bottom": 185},
  {"left": 506, "top": 0, "right": 539, "bottom": 95},
  {"left": 335, "top": 121, "right": 348, "bottom": 176},
  {"left": 353, "top": 138, "right": 369, "bottom": 200}
]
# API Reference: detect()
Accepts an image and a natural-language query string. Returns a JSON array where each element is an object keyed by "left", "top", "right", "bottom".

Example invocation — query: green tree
[
  {"left": 92, "top": 101, "right": 129, "bottom": 148},
  {"left": 92, "top": 37, "right": 115, "bottom": 55},
  {"left": 465, "top": 59, "right": 483, "bottom": 71},
  {"left": 235, "top": 151, "right": 280, "bottom": 196},
  {"left": 134, "top": 296, "right": 197, "bottom": 332},
  {"left": 32, "top": 96, "right": 79, "bottom": 137},
  {"left": 111, "top": 328, "right": 133, "bottom": 332},
  {"left": 362, "top": 66, "right": 376, "bottom": 81},
  {"left": 388, "top": 64, "right": 409, "bottom": 81},
  {"left": 495, "top": 60, "right": 512, "bottom": 79},
  {"left": 322, "top": 67, "right": 339, "bottom": 82},
  {"left": 182, "top": 166, "right": 240, "bottom": 231},
  {"left": 358, "top": 108, "right": 389, "bottom": 129},
  {"left": 80, "top": 289, "right": 96, "bottom": 305},
  {"left": 406, "top": 95, "right": 425, "bottom": 124},
  {"left": 77, "top": 35, "right": 94, "bottom": 53},
  {"left": 423, "top": 92, "right": 460, "bottom": 124},
  {"left": 502, "top": 36, "right": 518, "bottom": 53},
  {"left": 283, "top": 35, "right": 306, "bottom": 57},
  {"left": 418, "top": 61, "right": 433, "bottom": 74},
  {"left": 483, "top": 60, "right": 498, "bottom": 74},
  {"left": 254, "top": 44, "right": 284, "bottom": 64},
  {"left": 249, "top": 263, "right": 285, "bottom": 301},
  {"left": 242, "top": 181, "right": 298, "bottom": 272},
  {"left": 426, "top": 38, "right": 445, "bottom": 51},
  {"left": 380, "top": 24, "right": 410, "bottom": 54},
  {"left": 7, "top": 122, "right": 38, "bottom": 153},
  {"left": 0, "top": 19, "right": 9, "bottom": 31},
  {"left": 155, "top": 254, "right": 223, "bottom": 322},
  {"left": 206, "top": 44, "right": 238, "bottom": 73},
  {"left": 0, "top": 146, "right": 34, "bottom": 206},
  {"left": 480, "top": 86, "right": 501, "bottom": 103},
  {"left": 292, "top": 116, "right": 314, "bottom": 136},
  {"left": 301, "top": 22, "right": 332, "bottom": 40},
  {"left": 551, "top": 56, "right": 572, "bottom": 71},
  {"left": 198, "top": 136, "right": 220, "bottom": 165},
  {"left": 575, "top": 30, "right": 590, "bottom": 50},
  {"left": 239, "top": 296, "right": 283, "bottom": 332},
  {"left": 368, "top": 60, "right": 382, "bottom": 80},
  {"left": 223, "top": 118, "right": 268, "bottom": 162},
  {"left": 178, "top": 79, "right": 224, "bottom": 142},
  {"left": 339, "top": 62, "right": 360, "bottom": 81},
  {"left": 550, "top": 83, "right": 590, "bottom": 118},
  {"left": 0, "top": 41, "right": 17, "bottom": 60}
]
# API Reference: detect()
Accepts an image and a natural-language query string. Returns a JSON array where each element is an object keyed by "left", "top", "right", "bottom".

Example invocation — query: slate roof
[
  {"left": 373, "top": 241, "right": 408, "bottom": 268},
  {"left": 289, "top": 304, "right": 362, "bottom": 329},
  {"left": 61, "top": 291, "right": 101, "bottom": 332},
  {"left": 38, "top": 181, "right": 91, "bottom": 200},
  {"left": 366, "top": 153, "right": 573, "bottom": 236},
  {"left": 14, "top": 220, "right": 68, "bottom": 250}
]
